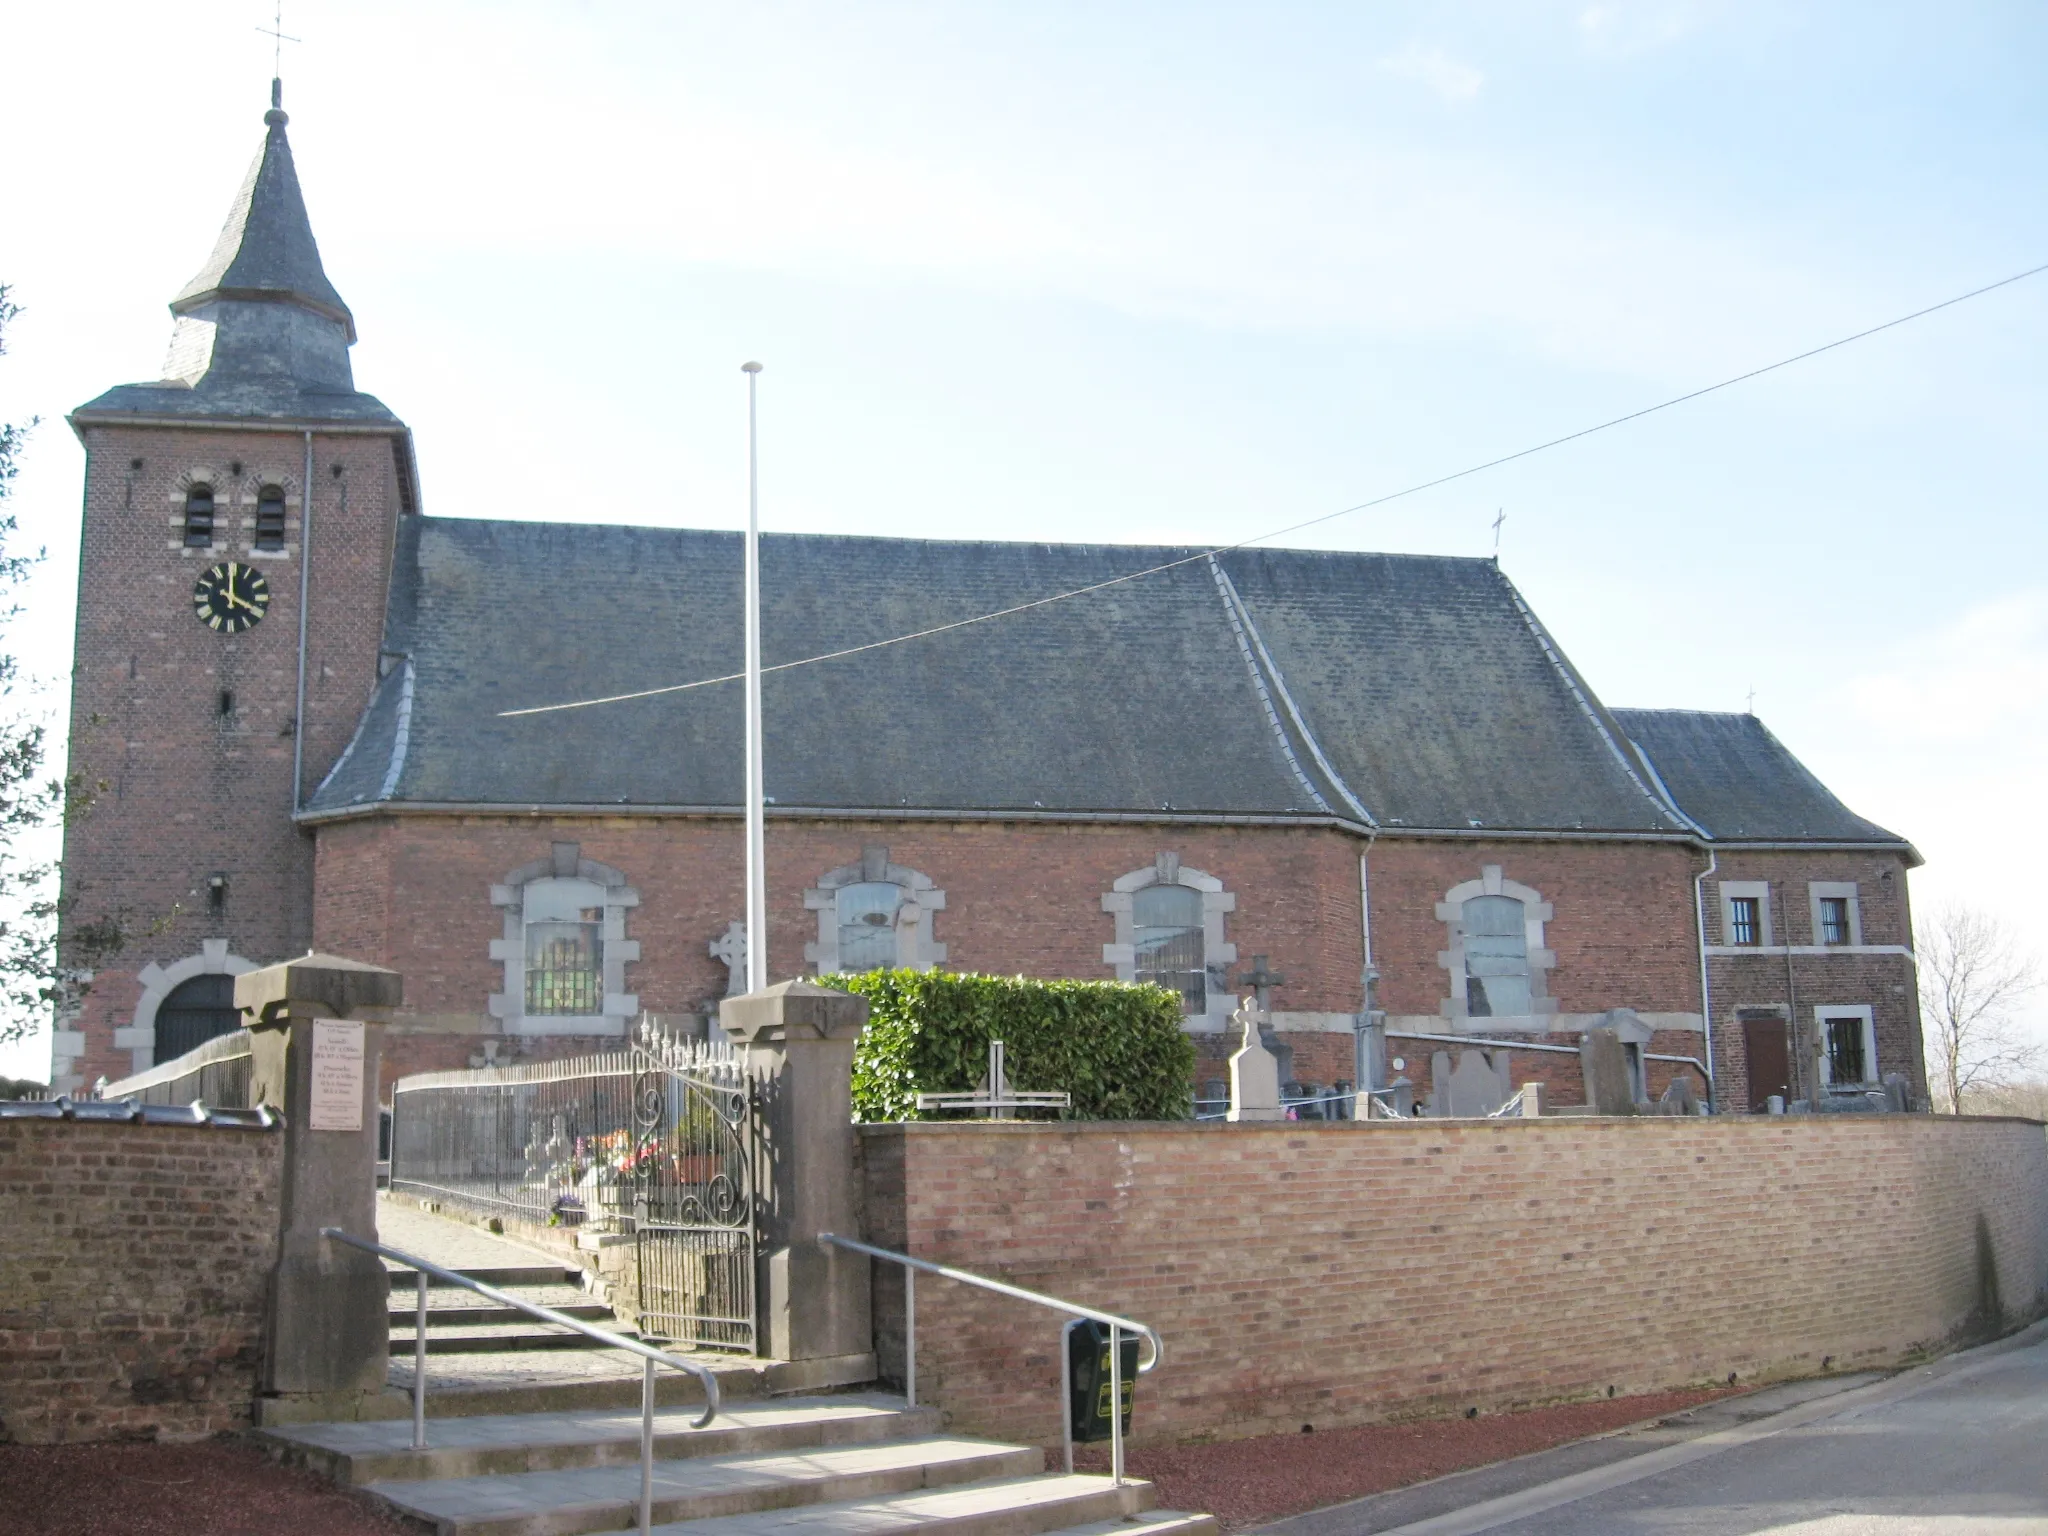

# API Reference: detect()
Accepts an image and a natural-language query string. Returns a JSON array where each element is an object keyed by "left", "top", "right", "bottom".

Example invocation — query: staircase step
[
  {"left": 1044, "top": 1513, "right": 1220, "bottom": 1536},
  {"left": 393, "top": 1283, "right": 599, "bottom": 1315},
  {"left": 258, "top": 1394, "right": 940, "bottom": 1486},
  {"left": 636, "top": 1473, "right": 1158, "bottom": 1535},
  {"left": 365, "top": 1435, "right": 1044, "bottom": 1536},
  {"left": 391, "top": 1303, "right": 616, "bottom": 1330},
  {"left": 388, "top": 1264, "right": 582, "bottom": 1289},
  {"left": 395, "top": 1322, "right": 626, "bottom": 1354}
]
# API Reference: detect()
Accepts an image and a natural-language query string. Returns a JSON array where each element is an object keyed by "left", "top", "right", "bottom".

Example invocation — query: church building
[{"left": 53, "top": 92, "right": 1928, "bottom": 1114}]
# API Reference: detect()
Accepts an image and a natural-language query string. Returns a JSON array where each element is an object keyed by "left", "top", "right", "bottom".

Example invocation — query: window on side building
[
  {"left": 1819, "top": 898, "right": 1850, "bottom": 945},
  {"left": 1729, "top": 897, "right": 1761, "bottom": 945},
  {"left": 1821, "top": 1009, "right": 1877, "bottom": 1087},
  {"left": 1461, "top": 894, "right": 1532, "bottom": 1017},
  {"left": 1133, "top": 882, "right": 1206, "bottom": 1013},
  {"left": 522, "top": 877, "right": 605, "bottom": 1016}
]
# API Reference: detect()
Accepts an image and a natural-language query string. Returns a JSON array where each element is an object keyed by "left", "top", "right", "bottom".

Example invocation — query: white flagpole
[{"left": 742, "top": 361, "right": 767, "bottom": 995}]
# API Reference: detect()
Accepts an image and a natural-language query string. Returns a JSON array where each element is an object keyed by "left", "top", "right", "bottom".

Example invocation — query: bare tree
[{"left": 1918, "top": 903, "right": 2044, "bottom": 1114}]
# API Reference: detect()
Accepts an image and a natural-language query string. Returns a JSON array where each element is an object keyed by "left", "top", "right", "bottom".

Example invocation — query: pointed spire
[{"left": 171, "top": 83, "right": 355, "bottom": 342}]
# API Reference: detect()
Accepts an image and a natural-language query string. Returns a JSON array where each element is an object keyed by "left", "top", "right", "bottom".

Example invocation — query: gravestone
[
  {"left": 1387, "top": 1076, "right": 1415, "bottom": 1117},
  {"left": 709, "top": 921, "right": 749, "bottom": 997},
  {"left": 1882, "top": 1073, "right": 1911, "bottom": 1114},
  {"left": 1579, "top": 1026, "right": 1638, "bottom": 1116},
  {"left": 1227, "top": 996, "right": 1283, "bottom": 1122},
  {"left": 1658, "top": 1075, "right": 1701, "bottom": 1116},
  {"left": 1444, "top": 1050, "right": 1509, "bottom": 1117},
  {"left": 236, "top": 952, "right": 401, "bottom": 1409}
]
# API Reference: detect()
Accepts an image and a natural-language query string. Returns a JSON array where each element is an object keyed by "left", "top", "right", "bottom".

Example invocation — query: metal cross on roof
[
  {"left": 914, "top": 1039, "right": 1071, "bottom": 1121},
  {"left": 256, "top": 2, "right": 301, "bottom": 85},
  {"left": 1235, "top": 954, "right": 1287, "bottom": 1018}
]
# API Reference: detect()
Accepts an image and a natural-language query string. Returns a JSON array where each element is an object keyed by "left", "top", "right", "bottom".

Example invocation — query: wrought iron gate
[{"left": 630, "top": 1022, "right": 759, "bottom": 1353}]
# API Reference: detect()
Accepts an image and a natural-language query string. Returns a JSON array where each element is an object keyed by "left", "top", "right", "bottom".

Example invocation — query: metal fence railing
[{"left": 98, "top": 1029, "right": 254, "bottom": 1107}]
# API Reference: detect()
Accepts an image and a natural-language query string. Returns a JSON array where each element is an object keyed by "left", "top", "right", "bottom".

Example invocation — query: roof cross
[
  {"left": 1491, "top": 508, "right": 1507, "bottom": 557},
  {"left": 256, "top": 2, "right": 301, "bottom": 89}
]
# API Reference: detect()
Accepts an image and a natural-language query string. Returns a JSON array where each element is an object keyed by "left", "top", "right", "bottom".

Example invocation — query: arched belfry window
[
  {"left": 805, "top": 847, "right": 947, "bottom": 975},
  {"left": 255, "top": 483, "right": 287, "bottom": 551},
  {"left": 1437, "top": 865, "right": 1557, "bottom": 1027},
  {"left": 183, "top": 483, "right": 216, "bottom": 547},
  {"left": 1103, "top": 852, "right": 1237, "bottom": 1031},
  {"left": 489, "top": 842, "right": 640, "bottom": 1036}
]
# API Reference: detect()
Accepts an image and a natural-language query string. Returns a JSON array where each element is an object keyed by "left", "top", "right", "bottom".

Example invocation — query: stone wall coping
[
  {"left": 856, "top": 1113, "right": 2046, "bottom": 1136},
  {"left": 0, "top": 1097, "right": 283, "bottom": 1130}
]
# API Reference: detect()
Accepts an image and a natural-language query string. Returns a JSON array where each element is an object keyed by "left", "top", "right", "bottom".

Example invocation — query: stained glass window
[
  {"left": 836, "top": 881, "right": 904, "bottom": 973},
  {"left": 1134, "top": 883, "right": 1206, "bottom": 1012},
  {"left": 1462, "top": 894, "right": 1531, "bottom": 1017},
  {"left": 523, "top": 877, "right": 604, "bottom": 1016}
]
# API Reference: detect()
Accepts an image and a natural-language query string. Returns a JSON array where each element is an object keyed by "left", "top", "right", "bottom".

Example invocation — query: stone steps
[
  {"left": 263, "top": 1393, "right": 938, "bottom": 1485},
  {"left": 366, "top": 1435, "right": 1045, "bottom": 1536},
  {"left": 260, "top": 1394, "right": 1216, "bottom": 1536},
  {"left": 399, "top": 1320, "right": 628, "bottom": 1354}
]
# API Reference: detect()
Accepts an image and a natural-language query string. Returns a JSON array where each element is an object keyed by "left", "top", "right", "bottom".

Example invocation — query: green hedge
[{"left": 822, "top": 970, "right": 1197, "bottom": 1123}]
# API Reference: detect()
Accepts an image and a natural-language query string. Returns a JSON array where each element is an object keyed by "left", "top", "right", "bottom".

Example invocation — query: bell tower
[{"left": 52, "top": 83, "right": 419, "bottom": 1091}]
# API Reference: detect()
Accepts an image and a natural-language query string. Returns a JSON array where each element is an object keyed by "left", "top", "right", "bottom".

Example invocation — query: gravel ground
[
  {"left": 1074, "top": 1386, "right": 1740, "bottom": 1532},
  {"left": 0, "top": 1438, "right": 425, "bottom": 1536}
]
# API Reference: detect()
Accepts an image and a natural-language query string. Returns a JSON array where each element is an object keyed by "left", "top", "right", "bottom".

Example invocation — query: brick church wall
[
  {"left": 861, "top": 1114, "right": 2048, "bottom": 1449},
  {"left": 0, "top": 1117, "right": 282, "bottom": 1443},
  {"left": 58, "top": 424, "right": 406, "bottom": 1089}
]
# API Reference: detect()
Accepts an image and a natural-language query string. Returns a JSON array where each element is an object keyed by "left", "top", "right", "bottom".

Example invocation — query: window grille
[
  {"left": 1133, "top": 883, "right": 1205, "bottom": 1012},
  {"left": 255, "top": 484, "right": 287, "bottom": 550},
  {"left": 835, "top": 881, "right": 903, "bottom": 973},
  {"left": 1462, "top": 894, "right": 1531, "bottom": 1017},
  {"left": 1819, "top": 897, "right": 1850, "bottom": 945},
  {"left": 1729, "top": 896, "right": 1761, "bottom": 946},
  {"left": 1824, "top": 1016, "right": 1868, "bottom": 1085},
  {"left": 183, "top": 484, "right": 215, "bottom": 547}
]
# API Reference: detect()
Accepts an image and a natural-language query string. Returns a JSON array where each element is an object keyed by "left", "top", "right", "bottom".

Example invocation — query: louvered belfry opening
[
  {"left": 182, "top": 484, "right": 215, "bottom": 547},
  {"left": 255, "top": 483, "right": 287, "bottom": 550}
]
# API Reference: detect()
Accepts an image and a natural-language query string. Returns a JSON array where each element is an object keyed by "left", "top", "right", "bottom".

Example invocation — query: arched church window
[
  {"left": 255, "top": 483, "right": 287, "bottom": 550},
  {"left": 183, "top": 483, "right": 216, "bottom": 547},
  {"left": 1460, "top": 894, "right": 1530, "bottom": 1017},
  {"left": 522, "top": 877, "right": 605, "bottom": 1016},
  {"left": 1133, "top": 882, "right": 1206, "bottom": 1012},
  {"left": 154, "top": 972, "right": 241, "bottom": 1060},
  {"left": 804, "top": 847, "right": 946, "bottom": 975}
]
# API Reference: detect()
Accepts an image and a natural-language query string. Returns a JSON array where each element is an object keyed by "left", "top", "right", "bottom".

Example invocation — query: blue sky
[{"left": 2, "top": 2, "right": 2044, "bottom": 1075}]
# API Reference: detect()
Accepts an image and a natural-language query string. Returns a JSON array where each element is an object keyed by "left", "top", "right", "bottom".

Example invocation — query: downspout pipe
[
  {"left": 1694, "top": 847, "right": 1718, "bottom": 1112},
  {"left": 293, "top": 429, "right": 313, "bottom": 812}
]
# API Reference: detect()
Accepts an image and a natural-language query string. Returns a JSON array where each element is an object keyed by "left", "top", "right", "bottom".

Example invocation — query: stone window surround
[
  {"left": 1437, "top": 864, "right": 1557, "bottom": 1028},
  {"left": 1718, "top": 880, "right": 1774, "bottom": 948},
  {"left": 804, "top": 846, "right": 947, "bottom": 975},
  {"left": 489, "top": 841, "right": 640, "bottom": 1037},
  {"left": 1816, "top": 1003, "right": 1878, "bottom": 1087},
  {"left": 1102, "top": 851, "right": 1238, "bottom": 1034},
  {"left": 168, "top": 466, "right": 302, "bottom": 558},
  {"left": 112, "top": 937, "right": 258, "bottom": 1075},
  {"left": 1808, "top": 881, "right": 1863, "bottom": 947}
]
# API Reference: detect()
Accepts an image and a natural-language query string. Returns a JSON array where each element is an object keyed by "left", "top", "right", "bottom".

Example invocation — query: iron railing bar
[
  {"left": 818, "top": 1233, "right": 1162, "bottom": 1374},
  {"left": 319, "top": 1228, "right": 721, "bottom": 1428}
]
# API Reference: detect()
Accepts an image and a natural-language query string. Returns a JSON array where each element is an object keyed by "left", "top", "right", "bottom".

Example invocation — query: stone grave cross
[
  {"left": 1236, "top": 955, "right": 1287, "bottom": 1021},
  {"left": 914, "top": 1038, "right": 1072, "bottom": 1120}
]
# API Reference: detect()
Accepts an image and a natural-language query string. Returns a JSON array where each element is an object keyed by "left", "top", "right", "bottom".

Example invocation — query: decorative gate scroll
[{"left": 630, "top": 1021, "right": 758, "bottom": 1353}]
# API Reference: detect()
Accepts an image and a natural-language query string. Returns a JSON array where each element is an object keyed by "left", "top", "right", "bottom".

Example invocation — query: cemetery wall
[
  {"left": 0, "top": 1117, "right": 282, "bottom": 1443},
  {"left": 860, "top": 1113, "right": 2048, "bottom": 1448}
]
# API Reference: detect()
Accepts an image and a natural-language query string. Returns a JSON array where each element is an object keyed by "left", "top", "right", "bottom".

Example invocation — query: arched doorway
[{"left": 154, "top": 973, "right": 242, "bottom": 1060}]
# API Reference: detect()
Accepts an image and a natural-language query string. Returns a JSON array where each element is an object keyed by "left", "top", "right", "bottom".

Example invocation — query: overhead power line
[{"left": 501, "top": 257, "right": 2048, "bottom": 719}]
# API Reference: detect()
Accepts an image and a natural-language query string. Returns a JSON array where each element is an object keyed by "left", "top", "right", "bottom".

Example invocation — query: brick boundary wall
[
  {"left": 859, "top": 1115, "right": 2048, "bottom": 1449},
  {"left": 0, "top": 1120, "right": 283, "bottom": 1443}
]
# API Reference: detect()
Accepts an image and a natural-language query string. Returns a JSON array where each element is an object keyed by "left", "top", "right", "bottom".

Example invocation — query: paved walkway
[{"left": 375, "top": 1197, "right": 570, "bottom": 1273}]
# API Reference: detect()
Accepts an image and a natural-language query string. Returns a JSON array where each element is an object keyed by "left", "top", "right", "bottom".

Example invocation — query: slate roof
[
  {"left": 1613, "top": 708, "right": 1912, "bottom": 850},
  {"left": 71, "top": 91, "right": 401, "bottom": 431},
  {"left": 306, "top": 518, "right": 1696, "bottom": 836}
]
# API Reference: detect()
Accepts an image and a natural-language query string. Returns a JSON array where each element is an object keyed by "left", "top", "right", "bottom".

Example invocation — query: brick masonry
[
  {"left": 0, "top": 1119, "right": 283, "bottom": 1443},
  {"left": 859, "top": 1115, "right": 2048, "bottom": 1448},
  {"left": 57, "top": 424, "right": 406, "bottom": 1090}
]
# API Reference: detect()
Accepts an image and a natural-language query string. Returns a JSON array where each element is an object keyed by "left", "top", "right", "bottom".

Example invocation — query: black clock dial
[{"left": 192, "top": 561, "right": 271, "bottom": 635}]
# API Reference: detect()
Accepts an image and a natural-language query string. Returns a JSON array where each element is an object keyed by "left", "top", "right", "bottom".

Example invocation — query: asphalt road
[{"left": 1372, "top": 1327, "right": 2048, "bottom": 1536}]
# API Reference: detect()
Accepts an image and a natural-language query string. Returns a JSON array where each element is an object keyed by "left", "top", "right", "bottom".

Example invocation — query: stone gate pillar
[
  {"left": 237, "top": 953, "right": 402, "bottom": 1407},
  {"left": 721, "top": 979, "right": 872, "bottom": 1363}
]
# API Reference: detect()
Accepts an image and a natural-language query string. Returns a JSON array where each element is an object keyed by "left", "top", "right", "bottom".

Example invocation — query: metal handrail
[
  {"left": 321, "top": 1228, "right": 721, "bottom": 1536},
  {"left": 820, "top": 1231, "right": 1160, "bottom": 1487}
]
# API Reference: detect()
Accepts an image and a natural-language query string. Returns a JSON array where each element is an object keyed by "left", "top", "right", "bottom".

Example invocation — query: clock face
[{"left": 192, "top": 561, "right": 271, "bottom": 634}]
